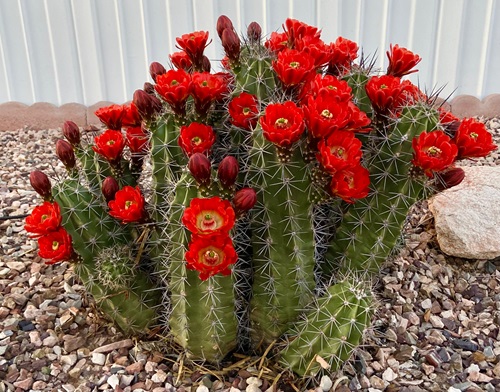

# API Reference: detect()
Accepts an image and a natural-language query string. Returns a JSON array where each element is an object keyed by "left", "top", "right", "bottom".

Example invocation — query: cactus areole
[{"left": 25, "top": 16, "right": 497, "bottom": 376}]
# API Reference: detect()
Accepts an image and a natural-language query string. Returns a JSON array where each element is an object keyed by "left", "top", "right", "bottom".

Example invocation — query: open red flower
[
  {"left": 301, "top": 74, "right": 352, "bottom": 104},
  {"left": 95, "top": 104, "right": 125, "bottom": 130},
  {"left": 294, "top": 36, "right": 331, "bottom": 68},
  {"left": 228, "top": 93, "right": 259, "bottom": 130},
  {"left": 122, "top": 102, "right": 142, "bottom": 127},
  {"left": 273, "top": 49, "right": 315, "bottom": 88},
  {"left": 93, "top": 129, "right": 126, "bottom": 163},
  {"left": 108, "top": 186, "right": 145, "bottom": 223},
  {"left": 185, "top": 235, "right": 237, "bottom": 280},
  {"left": 178, "top": 122, "right": 216, "bottom": 157},
  {"left": 327, "top": 37, "right": 359, "bottom": 76},
  {"left": 38, "top": 227, "right": 73, "bottom": 264},
  {"left": 303, "top": 94, "right": 351, "bottom": 139},
  {"left": 126, "top": 126, "right": 149, "bottom": 154},
  {"left": 260, "top": 101, "right": 305, "bottom": 147},
  {"left": 175, "top": 31, "right": 210, "bottom": 68},
  {"left": 454, "top": 118, "right": 498, "bottom": 159},
  {"left": 170, "top": 51, "right": 192, "bottom": 71},
  {"left": 317, "top": 131, "right": 363, "bottom": 174},
  {"left": 365, "top": 75, "right": 403, "bottom": 114},
  {"left": 182, "top": 196, "right": 235, "bottom": 236},
  {"left": 329, "top": 165, "right": 370, "bottom": 203},
  {"left": 412, "top": 131, "right": 458, "bottom": 177},
  {"left": 25, "top": 201, "right": 62, "bottom": 236},
  {"left": 155, "top": 69, "right": 191, "bottom": 115},
  {"left": 345, "top": 102, "right": 372, "bottom": 132},
  {"left": 191, "top": 72, "right": 228, "bottom": 116},
  {"left": 386, "top": 44, "right": 421, "bottom": 77},
  {"left": 265, "top": 31, "right": 289, "bottom": 53}
]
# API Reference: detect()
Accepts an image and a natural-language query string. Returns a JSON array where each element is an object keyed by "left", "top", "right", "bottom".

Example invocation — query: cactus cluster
[{"left": 25, "top": 16, "right": 497, "bottom": 378}]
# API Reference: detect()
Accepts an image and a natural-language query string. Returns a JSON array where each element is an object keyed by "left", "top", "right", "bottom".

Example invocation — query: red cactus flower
[
  {"left": 126, "top": 126, "right": 149, "bottom": 154},
  {"left": 182, "top": 196, "right": 235, "bottom": 236},
  {"left": 188, "top": 153, "right": 212, "bottom": 186},
  {"left": 37, "top": 227, "right": 73, "bottom": 264},
  {"left": 327, "top": 37, "right": 359, "bottom": 76},
  {"left": 434, "top": 167, "right": 465, "bottom": 191},
  {"left": 133, "top": 89, "right": 163, "bottom": 121},
  {"left": 175, "top": 30, "right": 210, "bottom": 68},
  {"left": 260, "top": 101, "right": 305, "bottom": 147},
  {"left": 221, "top": 28, "right": 241, "bottom": 63},
  {"left": 155, "top": 69, "right": 191, "bottom": 115},
  {"left": 62, "top": 121, "right": 81, "bottom": 146},
  {"left": 454, "top": 118, "right": 498, "bottom": 159},
  {"left": 301, "top": 74, "right": 353, "bottom": 104},
  {"left": 294, "top": 36, "right": 331, "bottom": 68},
  {"left": 122, "top": 102, "right": 142, "bottom": 127},
  {"left": 273, "top": 49, "right": 315, "bottom": 88},
  {"left": 303, "top": 94, "right": 352, "bottom": 139},
  {"left": 317, "top": 131, "right": 363, "bottom": 174},
  {"left": 102, "top": 176, "right": 120, "bottom": 203},
  {"left": 191, "top": 72, "right": 228, "bottom": 116},
  {"left": 185, "top": 234, "right": 237, "bottom": 280},
  {"left": 93, "top": 129, "right": 126, "bottom": 164},
  {"left": 95, "top": 104, "right": 125, "bottom": 130},
  {"left": 228, "top": 93, "right": 259, "bottom": 130},
  {"left": 284, "top": 18, "right": 321, "bottom": 46},
  {"left": 365, "top": 75, "right": 403, "bottom": 115},
  {"left": 178, "top": 122, "right": 216, "bottom": 157},
  {"left": 25, "top": 201, "right": 62, "bottom": 236},
  {"left": 232, "top": 187, "right": 257, "bottom": 215},
  {"left": 345, "top": 102, "right": 372, "bottom": 132},
  {"left": 218, "top": 156, "right": 239, "bottom": 188},
  {"left": 170, "top": 51, "right": 192, "bottom": 71},
  {"left": 329, "top": 165, "right": 370, "bottom": 203},
  {"left": 55, "top": 139, "right": 76, "bottom": 170},
  {"left": 439, "top": 108, "right": 460, "bottom": 125},
  {"left": 265, "top": 31, "right": 289, "bottom": 53},
  {"left": 149, "top": 61, "right": 167, "bottom": 82},
  {"left": 247, "top": 22, "right": 262, "bottom": 43},
  {"left": 216, "top": 15, "right": 234, "bottom": 39},
  {"left": 412, "top": 131, "right": 458, "bottom": 177},
  {"left": 108, "top": 186, "right": 146, "bottom": 224},
  {"left": 386, "top": 44, "right": 421, "bottom": 77}
]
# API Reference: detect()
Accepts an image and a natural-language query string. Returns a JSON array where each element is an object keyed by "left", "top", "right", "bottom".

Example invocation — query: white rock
[
  {"left": 107, "top": 374, "right": 120, "bottom": 389},
  {"left": 245, "top": 386, "right": 261, "bottom": 392},
  {"left": 151, "top": 370, "right": 167, "bottom": 383},
  {"left": 196, "top": 386, "right": 209, "bottom": 392},
  {"left": 246, "top": 377, "right": 262, "bottom": 387},
  {"left": 447, "top": 388, "right": 461, "bottom": 392},
  {"left": 91, "top": 352, "right": 106, "bottom": 365},
  {"left": 230, "top": 387, "right": 241, "bottom": 392},
  {"left": 382, "top": 367, "right": 398, "bottom": 382},
  {"left": 429, "top": 166, "right": 500, "bottom": 259},
  {"left": 319, "top": 375, "right": 333, "bottom": 391}
]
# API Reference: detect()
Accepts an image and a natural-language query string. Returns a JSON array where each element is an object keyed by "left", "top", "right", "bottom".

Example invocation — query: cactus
[{"left": 24, "top": 16, "right": 497, "bottom": 380}]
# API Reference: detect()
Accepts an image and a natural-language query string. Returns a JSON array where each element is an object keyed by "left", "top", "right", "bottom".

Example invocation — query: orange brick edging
[{"left": 0, "top": 95, "right": 499, "bottom": 131}]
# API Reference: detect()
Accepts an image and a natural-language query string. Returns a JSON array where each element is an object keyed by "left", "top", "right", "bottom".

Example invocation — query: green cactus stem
[
  {"left": 249, "top": 128, "right": 316, "bottom": 345},
  {"left": 280, "top": 278, "right": 374, "bottom": 377}
]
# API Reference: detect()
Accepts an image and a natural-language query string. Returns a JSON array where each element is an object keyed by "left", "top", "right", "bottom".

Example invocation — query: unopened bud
[
  {"left": 56, "top": 139, "right": 76, "bottom": 170},
  {"left": 188, "top": 153, "right": 211, "bottom": 186},
  {"left": 62, "top": 120, "right": 81, "bottom": 146},
  {"left": 221, "top": 29, "right": 241, "bottom": 63},
  {"left": 232, "top": 187, "right": 257, "bottom": 215},
  {"left": 202, "top": 56, "right": 211, "bottom": 73},
  {"left": 435, "top": 167, "right": 465, "bottom": 191},
  {"left": 247, "top": 22, "right": 262, "bottom": 43},
  {"left": 133, "top": 89, "right": 162, "bottom": 121},
  {"left": 149, "top": 61, "right": 167, "bottom": 82},
  {"left": 143, "top": 82, "right": 155, "bottom": 95},
  {"left": 216, "top": 15, "right": 234, "bottom": 39},
  {"left": 30, "top": 170, "right": 52, "bottom": 200},
  {"left": 102, "top": 176, "right": 120, "bottom": 203},
  {"left": 218, "top": 156, "right": 239, "bottom": 188}
]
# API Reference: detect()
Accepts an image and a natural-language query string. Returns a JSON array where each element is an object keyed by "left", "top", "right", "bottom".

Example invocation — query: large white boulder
[{"left": 428, "top": 166, "right": 500, "bottom": 259}]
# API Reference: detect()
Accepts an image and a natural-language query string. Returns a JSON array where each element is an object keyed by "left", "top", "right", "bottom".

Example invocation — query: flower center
[
  {"left": 203, "top": 249, "right": 220, "bottom": 265},
  {"left": 470, "top": 132, "right": 478, "bottom": 140},
  {"left": 170, "top": 80, "right": 179, "bottom": 86},
  {"left": 327, "top": 85, "right": 337, "bottom": 91},
  {"left": 41, "top": 214, "right": 49, "bottom": 222},
  {"left": 52, "top": 241, "right": 60, "bottom": 251},
  {"left": 242, "top": 107, "right": 251, "bottom": 115},
  {"left": 202, "top": 214, "right": 216, "bottom": 230},
  {"left": 192, "top": 136, "right": 202, "bottom": 145},
  {"left": 107, "top": 140, "right": 115, "bottom": 146},
  {"left": 125, "top": 200, "right": 134, "bottom": 210},
  {"left": 321, "top": 109, "right": 333, "bottom": 119},
  {"left": 331, "top": 146, "right": 346, "bottom": 158},
  {"left": 274, "top": 118, "right": 289, "bottom": 129},
  {"left": 380, "top": 84, "right": 387, "bottom": 89},
  {"left": 201, "top": 81, "right": 209, "bottom": 87},
  {"left": 289, "top": 61, "right": 300, "bottom": 69},
  {"left": 426, "top": 146, "right": 442, "bottom": 157}
]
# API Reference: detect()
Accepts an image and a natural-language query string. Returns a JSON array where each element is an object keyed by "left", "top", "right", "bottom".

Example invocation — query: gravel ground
[{"left": 1, "top": 119, "right": 500, "bottom": 392}]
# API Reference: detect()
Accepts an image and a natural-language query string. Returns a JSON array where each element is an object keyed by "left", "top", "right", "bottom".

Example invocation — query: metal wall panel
[{"left": 0, "top": 0, "right": 498, "bottom": 105}]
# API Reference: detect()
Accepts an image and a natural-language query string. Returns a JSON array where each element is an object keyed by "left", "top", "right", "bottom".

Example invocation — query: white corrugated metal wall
[{"left": 0, "top": 0, "right": 498, "bottom": 106}]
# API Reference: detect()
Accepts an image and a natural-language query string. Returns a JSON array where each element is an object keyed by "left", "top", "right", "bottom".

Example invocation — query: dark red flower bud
[
  {"left": 30, "top": 170, "right": 52, "bottom": 200},
  {"left": 221, "top": 29, "right": 240, "bottom": 63},
  {"left": 232, "top": 187, "right": 257, "bottom": 215},
  {"left": 149, "top": 61, "right": 167, "bottom": 82},
  {"left": 202, "top": 56, "right": 211, "bottom": 73},
  {"left": 216, "top": 15, "right": 234, "bottom": 39},
  {"left": 188, "top": 153, "right": 212, "bottom": 186},
  {"left": 434, "top": 167, "right": 465, "bottom": 191},
  {"left": 143, "top": 82, "right": 155, "bottom": 95},
  {"left": 218, "top": 156, "right": 239, "bottom": 188},
  {"left": 133, "top": 89, "right": 162, "bottom": 121},
  {"left": 247, "top": 22, "right": 262, "bottom": 43},
  {"left": 102, "top": 176, "right": 120, "bottom": 203},
  {"left": 56, "top": 139, "right": 76, "bottom": 170},
  {"left": 62, "top": 121, "right": 81, "bottom": 146}
]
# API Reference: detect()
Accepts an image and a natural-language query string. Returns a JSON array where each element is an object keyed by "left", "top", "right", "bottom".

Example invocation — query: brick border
[{"left": 0, "top": 94, "right": 499, "bottom": 131}]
